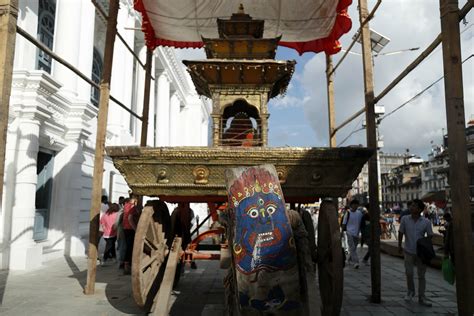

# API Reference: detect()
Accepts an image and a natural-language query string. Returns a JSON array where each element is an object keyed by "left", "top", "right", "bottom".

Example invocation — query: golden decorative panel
[{"left": 106, "top": 146, "right": 372, "bottom": 202}]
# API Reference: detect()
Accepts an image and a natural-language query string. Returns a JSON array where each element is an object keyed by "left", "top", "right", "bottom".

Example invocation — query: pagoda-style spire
[
  {"left": 184, "top": 6, "right": 295, "bottom": 147},
  {"left": 237, "top": 3, "right": 245, "bottom": 14},
  {"left": 204, "top": 4, "right": 281, "bottom": 59},
  {"left": 217, "top": 5, "right": 264, "bottom": 39}
]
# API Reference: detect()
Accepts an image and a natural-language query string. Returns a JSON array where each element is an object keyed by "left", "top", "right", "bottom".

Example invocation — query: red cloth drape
[{"left": 134, "top": 0, "right": 352, "bottom": 55}]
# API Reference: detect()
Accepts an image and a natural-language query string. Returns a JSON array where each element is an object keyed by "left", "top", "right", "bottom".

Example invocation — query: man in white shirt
[
  {"left": 398, "top": 199, "right": 433, "bottom": 307},
  {"left": 342, "top": 200, "right": 364, "bottom": 269}
]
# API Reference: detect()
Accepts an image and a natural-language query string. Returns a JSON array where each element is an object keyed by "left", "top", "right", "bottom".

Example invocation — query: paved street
[{"left": 0, "top": 247, "right": 457, "bottom": 315}]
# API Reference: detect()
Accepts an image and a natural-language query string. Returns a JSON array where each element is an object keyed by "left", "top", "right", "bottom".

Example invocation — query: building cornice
[{"left": 156, "top": 47, "right": 191, "bottom": 103}]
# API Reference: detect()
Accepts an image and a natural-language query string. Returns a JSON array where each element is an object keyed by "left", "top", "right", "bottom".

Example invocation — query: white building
[
  {"left": 0, "top": 0, "right": 211, "bottom": 270},
  {"left": 349, "top": 152, "right": 407, "bottom": 205}
]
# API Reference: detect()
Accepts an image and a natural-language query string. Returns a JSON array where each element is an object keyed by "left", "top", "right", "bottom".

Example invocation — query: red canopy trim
[{"left": 134, "top": 0, "right": 352, "bottom": 55}]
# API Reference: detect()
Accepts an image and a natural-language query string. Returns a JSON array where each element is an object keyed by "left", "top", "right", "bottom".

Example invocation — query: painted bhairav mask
[{"left": 225, "top": 164, "right": 302, "bottom": 313}]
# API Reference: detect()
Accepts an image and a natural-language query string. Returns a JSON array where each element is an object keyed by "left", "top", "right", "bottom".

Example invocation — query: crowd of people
[
  {"left": 95, "top": 195, "right": 453, "bottom": 309},
  {"left": 337, "top": 198, "right": 456, "bottom": 308},
  {"left": 97, "top": 195, "right": 196, "bottom": 275}
]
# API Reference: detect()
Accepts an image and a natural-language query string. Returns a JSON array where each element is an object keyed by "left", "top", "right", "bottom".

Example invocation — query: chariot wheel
[
  {"left": 132, "top": 206, "right": 168, "bottom": 307},
  {"left": 317, "top": 200, "right": 343, "bottom": 315}
]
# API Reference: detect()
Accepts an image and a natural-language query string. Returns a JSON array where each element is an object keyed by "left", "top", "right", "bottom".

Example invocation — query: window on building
[
  {"left": 91, "top": 48, "right": 103, "bottom": 107},
  {"left": 37, "top": 0, "right": 56, "bottom": 73}
]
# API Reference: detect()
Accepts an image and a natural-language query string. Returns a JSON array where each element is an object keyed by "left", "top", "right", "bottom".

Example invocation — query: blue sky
[{"left": 267, "top": 48, "right": 318, "bottom": 147}]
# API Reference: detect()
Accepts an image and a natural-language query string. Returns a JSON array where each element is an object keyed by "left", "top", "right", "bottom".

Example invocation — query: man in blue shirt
[
  {"left": 398, "top": 199, "right": 433, "bottom": 307},
  {"left": 342, "top": 199, "right": 364, "bottom": 269}
]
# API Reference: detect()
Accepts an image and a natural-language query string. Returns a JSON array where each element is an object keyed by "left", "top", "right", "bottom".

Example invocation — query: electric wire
[
  {"left": 379, "top": 54, "right": 474, "bottom": 122},
  {"left": 337, "top": 117, "right": 365, "bottom": 147},
  {"left": 337, "top": 53, "right": 474, "bottom": 146}
]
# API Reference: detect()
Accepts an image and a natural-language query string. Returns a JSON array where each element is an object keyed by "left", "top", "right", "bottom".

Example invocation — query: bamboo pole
[
  {"left": 0, "top": 0, "right": 18, "bottom": 223},
  {"left": 439, "top": 0, "right": 474, "bottom": 314},
  {"left": 358, "top": 0, "right": 381, "bottom": 303},
  {"left": 15, "top": 26, "right": 141, "bottom": 120},
  {"left": 326, "top": 54, "right": 336, "bottom": 147},
  {"left": 331, "top": 0, "right": 472, "bottom": 138},
  {"left": 84, "top": 0, "right": 120, "bottom": 295},
  {"left": 140, "top": 48, "right": 153, "bottom": 146}
]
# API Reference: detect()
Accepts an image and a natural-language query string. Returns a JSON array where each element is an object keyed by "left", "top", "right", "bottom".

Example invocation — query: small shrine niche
[{"left": 221, "top": 100, "right": 261, "bottom": 146}]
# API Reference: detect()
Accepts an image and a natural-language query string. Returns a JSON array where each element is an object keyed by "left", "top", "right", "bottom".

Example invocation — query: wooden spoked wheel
[
  {"left": 317, "top": 200, "right": 343, "bottom": 316},
  {"left": 132, "top": 206, "right": 168, "bottom": 307}
]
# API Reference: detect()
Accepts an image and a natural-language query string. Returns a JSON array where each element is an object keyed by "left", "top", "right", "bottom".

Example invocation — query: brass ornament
[
  {"left": 193, "top": 165, "right": 210, "bottom": 184},
  {"left": 276, "top": 167, "right": 287, "bottom": 184},
  {"left": 311, "top": 170, "right": 322, "bottom": 184},
  {"left": 156, "top": 168, "right": 169, "bottom": 184}
]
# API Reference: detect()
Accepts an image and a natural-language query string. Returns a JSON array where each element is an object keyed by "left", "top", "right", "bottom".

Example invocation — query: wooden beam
[
  {"left": 84, "top": 0, "right": 120, "bottom": 295},
  {"left": 326, "top": 54, "right": 336, "bottom": 147},
  {"left": 358, "top": 0, "right": 381, "bottom": 303},
  {"left": 0, "top": 0, "right": 18, "bottom": 227},
  {"left": 152, "top": 237, "right": 182, "bottom": 316},
  {"left": 140, "top": 48, "right": 153, "bottom": 146},
  {"left": 15, "top": 25, "right": 142, "bottom": 120},
  {"left": 439, "top": 0, "right": 474, "bottom": 314}
]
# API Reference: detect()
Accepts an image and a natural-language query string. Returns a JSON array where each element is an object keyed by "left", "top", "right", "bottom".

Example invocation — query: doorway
[{"left": 34, "top": 150, "right": 55, "bottom": 241}]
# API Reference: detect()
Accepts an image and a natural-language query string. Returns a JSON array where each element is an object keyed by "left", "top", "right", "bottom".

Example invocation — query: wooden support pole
[
  {"left": 84, "top": 0, "right": 119, "bottom": 295},
  {"left": 358, "top": 0, "right": 381, "bottom": 303},
  {"left": 140, "top": 48, "right": 153, "bottom": 146},
  {"left": 439, "top": 0, "right": 474, "bottom": 314},
  {"left": 326, "top": 54, "right": 336, "bottom": 147},
  {"left": 0, "top": 0, "right": 18, "bottom": 220}
]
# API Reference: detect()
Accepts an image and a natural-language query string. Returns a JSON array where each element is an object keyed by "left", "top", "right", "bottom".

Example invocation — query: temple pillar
[
  {"left": 169, "top": 92, "right": 180, "bottom": 146},
  {"left": 146, "top": 52, "right": 156, "bottom": 147},
  {"left": 156, "top": 71, "right": 170, "bottom": 146},
  {"left": 109, "top": 5, "right": 134, "bottom": 142},
  {"left": 53, "top": 0, "right": 82, "bottom": 98},
  {"left": 9, "top": 118, "right": 42, "bottom": 270},
  {"left": 75, "top": 1, "right": 95, "bottom": 102},
  {"left": 134, "top": 46, "right": 146, "bottom": 143},
  {"left": 260, "top": 114, "right": 270, "bottom": 146},
  {"left": 211, "top": 114, "right": 220, "bottom": 147},
  {"left": 14, "top": 0, "right": 38, "bottom": 70}
]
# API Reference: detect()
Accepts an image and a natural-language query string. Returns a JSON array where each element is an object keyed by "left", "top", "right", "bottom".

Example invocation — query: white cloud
[
  {"left": 296, "top": 0, "right": 473, "bottom": 157},
  {"left": 270, "top": 95, "right": 310, "bottom": 108}
]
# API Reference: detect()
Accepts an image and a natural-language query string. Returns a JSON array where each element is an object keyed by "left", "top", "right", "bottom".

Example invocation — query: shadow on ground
[{"left": 64, "top": 255, "right": 146, "bottom": 315}]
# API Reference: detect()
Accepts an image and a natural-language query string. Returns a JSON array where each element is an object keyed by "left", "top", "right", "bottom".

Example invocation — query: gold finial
[
  {"left": 238, "top": 3, "right": 245, "bottom": 14},
  {"left": 254, "top": 180, "right": 262, "bottom": 192}
]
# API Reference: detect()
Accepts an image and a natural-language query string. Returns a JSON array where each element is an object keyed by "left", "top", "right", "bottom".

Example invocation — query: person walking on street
[
  {"left": 398, "top": 199, "right": 433, "bottom": 307},
  {"left": 171, "top": 202, "right": 196, "bottom": 270},
  {"left": 122, "top": 196, "right": 139, "bottom": 274},
  {"left": 100, "top": 203, "right": 119, "bottom": 264},
  {"left": 342, "top": 199, "right": 364, "bottom": 269}
]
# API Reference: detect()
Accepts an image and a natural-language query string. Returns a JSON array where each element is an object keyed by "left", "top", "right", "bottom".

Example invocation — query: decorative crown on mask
[{"left": 228, "top": 167, "right": 282, "bottom": 207}]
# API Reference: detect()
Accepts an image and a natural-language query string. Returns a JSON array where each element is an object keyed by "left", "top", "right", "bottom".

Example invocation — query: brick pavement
[{"left": 0, "top": 248, "right": 458, "bottom": 315}]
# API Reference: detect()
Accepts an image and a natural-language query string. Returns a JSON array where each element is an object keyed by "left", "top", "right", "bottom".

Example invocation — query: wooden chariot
[{"left": 107, "top": 6, "right": 373, "bottom": 315}]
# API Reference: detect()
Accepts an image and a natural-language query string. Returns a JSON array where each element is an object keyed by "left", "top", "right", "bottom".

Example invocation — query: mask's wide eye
[
  {"left": 267, "top": 205, "right": 277, "bottom": 215},
  {"left": 248, "top": 208, "right": 259, "bottom": 218}
]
